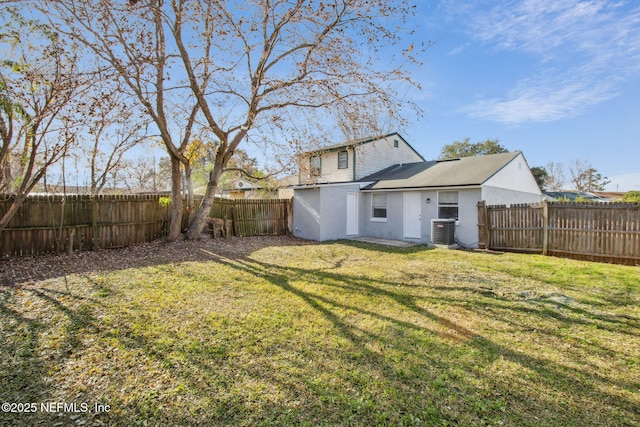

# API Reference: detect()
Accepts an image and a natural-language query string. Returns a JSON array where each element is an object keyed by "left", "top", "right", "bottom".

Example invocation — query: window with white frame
[
  {"left": 338, "top": 151, "right": 348, "bottom": 169},
  {"left": 438, "top": 191, "right": 459, "bottom": 219},
  {"left": 372, "top": 193, "right": 387, "bottom": 220},
  {"left": 310, "top": 156, "right": 321, "bottom": 177}
]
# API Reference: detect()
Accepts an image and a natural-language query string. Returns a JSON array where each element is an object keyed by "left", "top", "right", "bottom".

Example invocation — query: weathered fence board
[
  {"left": 0, "top": 194, "right": 170, "bottom": 257},
  {"left": 0, "top": 195, "right": 291, "bottom": 258},
  {"left": 478, "top": 201, "right": 640, "bottom": 265}
]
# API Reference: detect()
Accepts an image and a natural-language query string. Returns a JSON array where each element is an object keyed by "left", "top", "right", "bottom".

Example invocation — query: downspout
[{"left": 352, "top": 148, "right": 357, "bottom": 181}]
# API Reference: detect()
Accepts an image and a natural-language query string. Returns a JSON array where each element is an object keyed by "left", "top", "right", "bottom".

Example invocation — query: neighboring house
[
  {"left": 225, "top": 178, "right": 264, "bottom": 199},
  {"left": 543, "top": 191, "right": 607, "bottom": 202},
  {"left": 222, "top": 177, "right": 295, "bottom": 199},
  {"left": 292, "top": 133, "right": 543, "bottom": 247},
  {"left": 592, "top": 191, "right": 626, "bottom": 201}
]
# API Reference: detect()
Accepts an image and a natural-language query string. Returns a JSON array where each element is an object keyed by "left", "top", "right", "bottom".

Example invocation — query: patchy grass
[{"left": 1, "top": 240, "right": 639, "bottom": 426}]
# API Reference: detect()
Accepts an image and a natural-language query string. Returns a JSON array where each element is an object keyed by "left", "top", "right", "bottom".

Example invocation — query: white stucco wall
[
  {"left": 360, "top": 188, "right": 482, "bottom": 246},
  {"left": 292, "top": 188, "right": 322, "bottom": 241},
  {"left": 360, "top": 192, "right": 405, "bottom": 240},
  {"left": 293, "top": 183, "right": 365, "bottom": 241}
]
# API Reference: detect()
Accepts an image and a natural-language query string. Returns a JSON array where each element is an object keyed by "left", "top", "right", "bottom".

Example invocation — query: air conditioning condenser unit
[{"left": 431, "top": 218, "right": 457, "bottom": 248}]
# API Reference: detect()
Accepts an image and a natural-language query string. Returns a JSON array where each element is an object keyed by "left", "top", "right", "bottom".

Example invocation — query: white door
[
  {"left": 346, "top": 192, "right": 359, "bottom": 236},
  {"left": 403, "top": 192, "right": 422, "bottom": 239}
]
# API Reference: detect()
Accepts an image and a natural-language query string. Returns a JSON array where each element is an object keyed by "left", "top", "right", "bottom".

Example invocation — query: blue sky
[{"left": 402, "top": 0, "right": 640, "bottom": 191}]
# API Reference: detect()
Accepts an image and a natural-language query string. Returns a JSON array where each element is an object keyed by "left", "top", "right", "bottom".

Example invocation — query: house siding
[
  {"left": 355, "top": 135, "right": 423, "bottom": 180},
  {"left": 361, "top": 188, "right": 482, "bottom": 246},
  {"left": 481, "top": 186, "right": 542, "bottom": 205},
  {"left": 483, "top": 153, "right": 542, "bottom": 196},
  {"left": 481, "top": 154, "right": 542, "bottom": 206},
  {"left": 453, "top": 189, "right": 483, "bottom": 246},
  {"left": 298, "top": 133, "right": 423, "bottom": 185},
  {"left": 292, "top": 183, "right": 364, "bottom": 241},
  {"left": 361, "top": 192, "right": 404, "bottom": 240},
  {"left": 293, "top": 139, "right": 543, "bottom": 248},
  {"left": 292, "top": 188, "right": 321, "bottom": 241},
  {"left": 317, "top": 150, "right": 354, "bottom": 183}
]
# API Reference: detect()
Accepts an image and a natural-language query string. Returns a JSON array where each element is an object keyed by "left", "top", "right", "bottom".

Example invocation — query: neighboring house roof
[
  {"left": 544, "top": 191, "right": 606, "bottom": 201},
  {"left": 301, "top": 132, "right": 426, "bottom": 162},
  {"left": 593, "top": 191, "right": 626, "bottom": 200},
  {"left": 362, "top": 151, "right": 522, "bottom": 190}
]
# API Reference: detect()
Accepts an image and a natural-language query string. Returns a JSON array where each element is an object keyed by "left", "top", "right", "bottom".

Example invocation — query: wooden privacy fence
[
  {"left": 0, "top": 194, "right": 171, "bottom": 258},
  {"left": 478, "top": 201, "right": 640, "bottom": 265},
  {"left": 0, "top": 195, "right": 291, "bottom": 258},
  {"left": 205, "top": 198, "right": 292, "bottom": 237}
]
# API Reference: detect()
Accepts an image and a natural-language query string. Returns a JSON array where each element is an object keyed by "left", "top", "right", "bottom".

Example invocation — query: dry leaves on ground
[{"left": 0, "top": 235, "right": 315, "bottom": 287}]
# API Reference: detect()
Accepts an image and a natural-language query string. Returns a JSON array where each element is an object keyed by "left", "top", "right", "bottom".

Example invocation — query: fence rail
[
  {"left": 0, "top": 194, "right": 291, "bottom": 258},
  {"left": 477, "top": 201, "right": 640, "bottom": 265}
]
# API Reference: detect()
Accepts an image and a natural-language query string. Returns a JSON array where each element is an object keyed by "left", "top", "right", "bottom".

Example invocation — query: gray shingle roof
[{"left": 363, "top": 151, "right": 521, "bottom": 190}]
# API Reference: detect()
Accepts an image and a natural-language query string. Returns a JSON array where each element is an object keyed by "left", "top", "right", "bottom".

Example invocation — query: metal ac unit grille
[{"left": 431, "top": 219, "right": 456, "bottom": 245}]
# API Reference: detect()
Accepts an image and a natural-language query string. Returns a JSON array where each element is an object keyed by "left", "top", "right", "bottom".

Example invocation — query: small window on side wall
[
  {"left": 338, "top": 151, "right": 348, "bottom": 169},
  {"left": 438, "top": 191, "right": 459, "bottom": 219},
  {"left": 372, "top": 193, "right": 387, "bottom": 220}
]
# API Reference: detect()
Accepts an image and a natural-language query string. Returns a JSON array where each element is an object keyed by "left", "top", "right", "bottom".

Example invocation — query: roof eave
[{"left": 361, "top": 184, "right": 483, "bottom": 192}]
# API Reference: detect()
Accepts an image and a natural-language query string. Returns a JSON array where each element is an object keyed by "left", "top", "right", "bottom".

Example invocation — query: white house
[{"left": 292, "top": 133, "right": 543, "bottom": 247}]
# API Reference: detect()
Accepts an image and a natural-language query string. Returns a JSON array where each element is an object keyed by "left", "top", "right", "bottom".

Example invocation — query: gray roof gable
[
  {"left": 301, "top": 132, "right": 426, "bottom": 162},
  {"left": 364, "top": 151, "right": 522, "bottom": 190}
]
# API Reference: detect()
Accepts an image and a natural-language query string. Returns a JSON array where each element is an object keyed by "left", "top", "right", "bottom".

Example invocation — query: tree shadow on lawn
[
  {"left": 194, "top": 252, "right": 640, "bottom": 426},
  {"left": 0, "top": 283, "right": 108, "bottom": 426},
  {"left": 1, "top": 241, "right": 638, "bottom": 426}
]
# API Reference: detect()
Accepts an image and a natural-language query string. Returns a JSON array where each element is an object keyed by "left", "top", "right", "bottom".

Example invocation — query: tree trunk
[
  {"left": 184, "top": 164, "right": 196, "bottom": 225},
  {"left": 167, "top": 157, "right": 183, "bottom": 241},
  {"left": 0, "top": 193, "right": 26, "bottom": 235},
  {"left": 186, "top": 163, "right": 223, "bottom": 240}
]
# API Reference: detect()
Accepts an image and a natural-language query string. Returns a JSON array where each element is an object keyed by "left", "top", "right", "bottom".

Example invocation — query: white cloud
[
  {"left": 451, "top": 0, "right": 640, "bottom": 123},
  {"left": 464, "top": 66, "right": 619, "bottom": 124}
]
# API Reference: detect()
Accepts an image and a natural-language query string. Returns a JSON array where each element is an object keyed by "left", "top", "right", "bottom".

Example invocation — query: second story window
[
  {"left": 310, "top": 156, "right": 321, "bottom": 177},
  {"left": 338, "top": 151, "right": 348, "bottom": 169}
]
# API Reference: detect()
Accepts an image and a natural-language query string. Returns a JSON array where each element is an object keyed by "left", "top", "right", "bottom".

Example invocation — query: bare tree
[
  {"left": 569, "top": 159, "right": 610, "bottom": 192},
  {"left": 40, "top": 0, "right": 200, "bottom": 239},
  {"left": 544, "top": 161, "right": 566, "bottom": 192},
  {"left": 75, "top": 84, "right": 150, "bottom": 195},
  {"left": 124, "top": 156, "right": 171, "bottom": 192},
  {"left": 0, "top": 9, "right": 88, "bottom": 233},
  {"left": 41, "top": 0, "right": 424, "bottom": 239}
]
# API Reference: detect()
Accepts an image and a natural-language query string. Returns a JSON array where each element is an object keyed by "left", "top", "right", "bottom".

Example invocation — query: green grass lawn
[{"left": 1, "top": 239, "right": 639, "bottom": 426}]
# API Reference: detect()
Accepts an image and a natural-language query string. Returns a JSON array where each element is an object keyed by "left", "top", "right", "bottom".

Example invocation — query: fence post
[
  {"left": 477, "top": 201, "right": 489, "bottom": 249},
  {"left": 91, "top": 196, "right": 99, "bottom": 251},
  {"left": 542, "top": 201, "right": 549, "bottom": 256}
]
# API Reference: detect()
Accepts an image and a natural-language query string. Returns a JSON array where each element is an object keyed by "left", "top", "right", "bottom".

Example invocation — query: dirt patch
[{"left": 0, "top": 235, "right": 315, "bottom": 287}]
